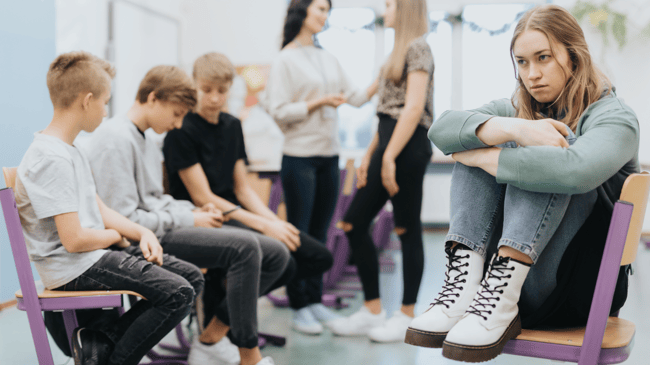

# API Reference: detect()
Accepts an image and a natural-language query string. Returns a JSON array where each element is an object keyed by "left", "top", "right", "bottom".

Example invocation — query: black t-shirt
[{"left": 163, "top": 112, "right": 248, "bottom": 205}]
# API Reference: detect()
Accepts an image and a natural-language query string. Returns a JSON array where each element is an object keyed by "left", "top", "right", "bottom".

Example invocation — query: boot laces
[
  {"left": 467, "top": 256, "right": 514, "bottom": 321},
  {"left": 431, "top": 246, "right": 470, "bottom": 309}
]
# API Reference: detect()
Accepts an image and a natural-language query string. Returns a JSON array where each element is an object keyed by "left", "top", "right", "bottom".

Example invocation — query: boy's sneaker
[
  {"left": 71, "top": 327, "right": 113, "bottom": 365},
  {"left": 255, "top": 357, "right": 275, "bottom": 365},
  {"left": 368, "top": 310, "right": 413, "bottom": 343},
  {"left": 329, "top": 306, "right": 386, "bottom": 336},
  {"left": 308, "top": 303, "right": 342, "bottom": 324},
  {"left": 188, "top": 336, "right": 240, "bottom": 365},
  {"left": 292, "top": 307, "right": 324, "bottom": 334}
]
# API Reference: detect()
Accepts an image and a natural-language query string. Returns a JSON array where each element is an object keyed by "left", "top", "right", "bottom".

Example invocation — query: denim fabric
[
  {"left": 280, "top": 154, "right": 340, "bottom": 309},
  {"left": 158, "top": 225, "right": 291, "bottom": 348},
  {"left": 447, "top": 128, "right": 599, "bottom": 311},
  {"left": 53, "top": 246, "right": 204, "bottom": 365},
  {"left": 224, "top": 219, "right": 334, "bottom": 309},
  {"left": 343, "top": 114, "right": 433, "bottom": 305}
]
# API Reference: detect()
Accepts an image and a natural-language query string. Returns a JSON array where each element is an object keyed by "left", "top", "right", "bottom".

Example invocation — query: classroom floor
[{"left": 1, "top": 230, "right": 648, "bottom": 364}]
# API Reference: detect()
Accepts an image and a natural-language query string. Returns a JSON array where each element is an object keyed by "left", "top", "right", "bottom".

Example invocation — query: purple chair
[
  {"left": 501, "top": 171, "right": 650, "bottom": 364},
  {"left": 1, "top": 167, "right": 187, "bottom": 365}
]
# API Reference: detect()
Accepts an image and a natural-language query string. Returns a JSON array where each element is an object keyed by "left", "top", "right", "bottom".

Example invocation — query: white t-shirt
[{"left": 14, "top": 133, "right": 107, "bottom": 289}]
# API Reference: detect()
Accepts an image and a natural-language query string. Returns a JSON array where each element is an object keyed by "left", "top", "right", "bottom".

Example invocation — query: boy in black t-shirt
[{"left": 163, "top": 53, "right": 338, "bottom": 337}]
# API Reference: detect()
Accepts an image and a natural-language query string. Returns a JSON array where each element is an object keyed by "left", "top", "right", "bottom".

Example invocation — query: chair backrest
[
  {"left": 3, "top": 166, "right": 17, "bottom": 189},
  {"left": 618, "top": 171, "right": 650, "bottom": 265},
  {"left": 0, "top": 188, "right": 43, "bottom": 310}
]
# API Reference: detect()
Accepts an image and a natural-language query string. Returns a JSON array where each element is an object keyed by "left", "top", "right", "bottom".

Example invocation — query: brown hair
[
  {"left": 383, "top": 0, "right": 429, "bottom": 82},
  {"left": 510, "top": 4, "right": 611, "bottom": 132},
  {"left": 192, "top": 53, "right": 235, "bottom": 84},
  {"left": 136, "top": 65, "right": 197, "bottom": 109},
  {"left": 46, "top": 51, "right": 115, "bottom": 109}
]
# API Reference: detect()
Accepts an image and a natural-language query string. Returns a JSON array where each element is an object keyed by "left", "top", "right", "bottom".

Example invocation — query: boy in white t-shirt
[{"left": 14, "top": 51, "right": 204, "bottom": 365}]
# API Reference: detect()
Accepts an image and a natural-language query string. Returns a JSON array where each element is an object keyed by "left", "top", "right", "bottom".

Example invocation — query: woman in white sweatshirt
[{"left": 264, "top": 0, "right": 377, "bottom": 334}]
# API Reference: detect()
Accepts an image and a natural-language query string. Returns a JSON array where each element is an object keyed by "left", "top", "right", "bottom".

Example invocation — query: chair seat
[
  {"left": 16, "top": 289, "right": 145, "bottom": 300},
  {"left": 515, "top": 317, "right": 635, "bottom": 349}
]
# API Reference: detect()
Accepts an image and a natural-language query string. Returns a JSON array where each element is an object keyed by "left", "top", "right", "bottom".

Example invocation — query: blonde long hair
[
  {"left": 510, "top": 4, "right": 611, "bottom": 132},
  {"left": 383, "top": 0, "right": 429, "bottom": 83}
]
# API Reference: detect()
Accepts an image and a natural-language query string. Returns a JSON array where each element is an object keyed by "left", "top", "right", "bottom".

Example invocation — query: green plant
[{"left": 572, "top": 1, "right": 627, "bottom": 49}]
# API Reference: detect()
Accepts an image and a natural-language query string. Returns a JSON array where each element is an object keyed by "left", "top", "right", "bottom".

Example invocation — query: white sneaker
[
  {"left": 187, "top": 335, "right": 240, "bottom": 365},
  {"left": 329, "top": 306, "right": 386, "bottom": 336},
  {"left": 292, "top": 307, "right": 324, "bottom": 335},
  {"left": 255, "top": 357, "right": 275, "bottom": 365},
  {"left": 368, "top": 310, "right": 413, "bottom": 343},
  {"left": 443, "top": 255, "right": 531, "bottom": 363},
  {"left": 308, "top": 303, "right": 342, "bottom": 324},
  {"left": 405, "top": 245, "right": 484, "bottom": 348}
]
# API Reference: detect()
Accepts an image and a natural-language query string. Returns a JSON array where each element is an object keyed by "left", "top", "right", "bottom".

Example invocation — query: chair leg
[
  {"left": 24, "top": 307, "right": 55, "bottom": 365},
  {"left": 62, "top": 309, "right": 79, "bottom": 355}
]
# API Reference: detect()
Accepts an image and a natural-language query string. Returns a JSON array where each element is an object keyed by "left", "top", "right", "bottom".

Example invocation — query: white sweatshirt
[
  {"left": 79, "top": 116, "right": 196, "bottom": 238},
  {"left": 262, "top": 45, "right": 368, "bottom": 157}
]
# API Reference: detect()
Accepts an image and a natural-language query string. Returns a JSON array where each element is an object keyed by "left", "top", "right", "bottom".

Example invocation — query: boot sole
[
  {"left": 404, "top": 327, "right": 447, "bottom": 348},
  {"left": 442, "top": 315, "right": 522, "bottom": 363}
]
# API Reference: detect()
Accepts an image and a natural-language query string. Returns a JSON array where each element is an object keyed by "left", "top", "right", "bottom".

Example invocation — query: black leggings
[{"left": 343, "top": 114, "right": 432, "bottom": 305}]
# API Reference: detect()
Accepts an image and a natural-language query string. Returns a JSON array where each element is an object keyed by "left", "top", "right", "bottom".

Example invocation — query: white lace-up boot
[
  {"left": 443, "top": 254, "right": 531, "bottom": 363},
  {"left": 405, "top": 244, "right": 484, "bottom": 348}
]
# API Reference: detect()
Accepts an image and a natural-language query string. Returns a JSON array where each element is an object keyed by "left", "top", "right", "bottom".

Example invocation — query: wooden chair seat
[
  {"left": 16, "top": 289, "right": 146, "bottom": 300},
  {"left": 515, "top": 317, "right": 635, "bottom": 349}
]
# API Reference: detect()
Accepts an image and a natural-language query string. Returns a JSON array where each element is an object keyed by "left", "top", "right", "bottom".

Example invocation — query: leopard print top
[{"left": 377, "top": 36, "right": 435, "bottom": 129}]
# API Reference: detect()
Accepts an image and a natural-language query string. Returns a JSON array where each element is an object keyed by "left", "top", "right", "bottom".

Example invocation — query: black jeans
[
  {"left": 343, "top": 114, "right": 432, "bottom": 305},
  {"left": 225, "top": 220, "right": 334, "bottom": 309},
  {"left": 53, "top": 246, "right": 204, "bottom": 365},
  {"left": 280, "top": 155, "right": 340, "bottom": 308},
  {"left": 158, "top": 225, "right": 291, "bottom": 348}
]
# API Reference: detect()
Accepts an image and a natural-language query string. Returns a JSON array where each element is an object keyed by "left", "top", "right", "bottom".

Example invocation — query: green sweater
[{"left": 428, "top": 93, "right": 640, "bottom": 209}]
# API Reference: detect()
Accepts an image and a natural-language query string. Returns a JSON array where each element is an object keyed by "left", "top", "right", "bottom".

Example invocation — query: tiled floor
[{"left": 1, "top": 231, "right": 648, "bottom": 364}]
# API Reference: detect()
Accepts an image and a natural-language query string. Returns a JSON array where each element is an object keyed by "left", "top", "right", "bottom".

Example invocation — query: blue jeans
[
  {"left": 54, "top": 246, "right": 204, "bottom": 365},
  {"left": 280, "top": 155, "right": 340, "bottom": 307},
  {"left": 447, "top": 131, "right": 597, "bottom": 312}
]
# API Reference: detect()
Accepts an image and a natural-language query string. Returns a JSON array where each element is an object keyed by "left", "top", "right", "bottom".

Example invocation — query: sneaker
[
  {"left": 308, "top": 303, "right": 342, "bottom": 324},
  {"left": 442, "top": 255, "right": 531, "bottom": 363},
  {"left": 292, "top": 307, "right": 324, "bottom": 335},
  {"left": 329, "top": 305, "right": 386, "bottom": 336},
  {"left": 71, "top": 327, "right": 113, "bottom": 365},
  {"left": 255, "top": 357, "right": 275, "bottom": 365},
  {"left": 405, "top": 244, "right": 484, "bottom": 348},
  {"left": 188, "top": 336, "right": 240, "bottom": 365},
  {"left": 368, "top": 310, "right": 413, "bottom": 343}
]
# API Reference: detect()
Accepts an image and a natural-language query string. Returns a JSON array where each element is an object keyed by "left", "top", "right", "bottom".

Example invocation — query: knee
[
  {"left": 339, "top": 221, "right": 353, "bottom": 233},
  {"left": 164, "top": 282, "right": 196, "bottom": 314},
  {"left": 186, "top": 265, "right": 206, "bottom": 297},
  {"left": 235, "top": 234, "right": 263, "bottom": 267},
  {"left": 394, "top": 226, "right": 407, "bottom": 236}
]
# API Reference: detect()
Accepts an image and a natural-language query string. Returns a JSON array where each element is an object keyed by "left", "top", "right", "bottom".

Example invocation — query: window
[
  {"left": 316, "top": 8, "right": 377, "bottom": 151},
  {"left": 461, "top": 4, "right": 533, "bottom": 109}
]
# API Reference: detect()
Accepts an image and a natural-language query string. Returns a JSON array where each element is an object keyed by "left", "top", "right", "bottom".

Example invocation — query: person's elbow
[
  {"left": 548, "top": 174, "right": 597, "bottom": 195},
  {"left": 59, "top": 230, "right": 87, "bottom": 253}
]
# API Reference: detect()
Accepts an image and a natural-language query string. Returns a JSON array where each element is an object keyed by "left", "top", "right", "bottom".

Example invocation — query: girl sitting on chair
[{"left": 406, "top": 4, "right": 639, "bottom": 363}]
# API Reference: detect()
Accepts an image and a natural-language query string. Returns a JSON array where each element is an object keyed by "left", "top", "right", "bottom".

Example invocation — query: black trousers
[
  {"left": 223, "top": 220, "right": 334, "bottom": 309},
  {"left": 343, "top": 113, "right": 432, "bottom": 305}
]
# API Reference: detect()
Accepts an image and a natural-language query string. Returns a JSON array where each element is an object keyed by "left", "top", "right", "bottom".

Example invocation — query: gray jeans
[
  {"left": 446, "top": 130, "right": 597, "bottom": 312},
  {"left": 159, "top": 225, "right": 291, "bottom": 348}
]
